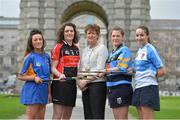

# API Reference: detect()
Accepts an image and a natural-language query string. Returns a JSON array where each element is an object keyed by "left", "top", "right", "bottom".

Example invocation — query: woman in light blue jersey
[
  {"left": 132, "top": 26, "right": 166, "bottom": 119},
  {"left": 106, "top": 27, "right": 133, "bottom": 119}
]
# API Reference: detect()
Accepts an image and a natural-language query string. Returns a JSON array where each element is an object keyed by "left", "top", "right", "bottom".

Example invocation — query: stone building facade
[
  {"left": 149, "top": 20, "right": 180, "bottom": 95},
  {"left": 18, "top": 0, "right": 151, "bottom": 62},
  {"left": 0, "top": 17, "right": 19, "bottom": 80}
]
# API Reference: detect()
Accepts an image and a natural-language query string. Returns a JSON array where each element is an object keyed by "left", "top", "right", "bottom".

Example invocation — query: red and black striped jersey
[{"left": 51, "top": 41, "right": 80, "bottom": 78}]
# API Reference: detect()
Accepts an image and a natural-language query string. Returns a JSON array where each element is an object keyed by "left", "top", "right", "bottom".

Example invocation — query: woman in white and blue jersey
[
  {"left": 106, "top": 27, "right": 133, "bottom": 119},
  {"left": 132, "top": 26, "right": 166, "bottom": 119}
]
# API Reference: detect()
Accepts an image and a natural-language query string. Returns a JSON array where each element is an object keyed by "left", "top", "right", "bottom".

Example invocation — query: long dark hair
[
  {"left": 56, "top": 22, "right": 79, "bottom": 44},
  {"left": 24, "top": 29, "right": 46, "bottom": 57},
  {"left": 136, "top": 25, "right": 151, "bottom": 43}
]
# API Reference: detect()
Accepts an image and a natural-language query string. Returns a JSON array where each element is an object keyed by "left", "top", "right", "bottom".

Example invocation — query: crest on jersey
[
  {"left": 117, "top": 97, "right": 122, "bottom": 104},
  {"left": 141, "top": 53, "right": 145, "bottom": 59},
  {"left": 136, "top": 51, "right": 147, "bottom": 60},
  {"left": 65, "top": 50, "right": 70, "bottom": 55},
  {"left": 36, "top": 62, "right": 41, "bottom": 67}
]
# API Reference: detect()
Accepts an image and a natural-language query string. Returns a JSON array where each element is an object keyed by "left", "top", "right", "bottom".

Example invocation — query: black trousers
[{"left": 82, "top": 82, "right": 107, "bottom": 119}]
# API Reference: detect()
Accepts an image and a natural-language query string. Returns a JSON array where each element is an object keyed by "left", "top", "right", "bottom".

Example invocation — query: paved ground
[
  {"left": 17, "top": 89, "right": 135, "bottom": 119},
  {"left": 44, "top": 98, "right": 114, "bottom": 119}
]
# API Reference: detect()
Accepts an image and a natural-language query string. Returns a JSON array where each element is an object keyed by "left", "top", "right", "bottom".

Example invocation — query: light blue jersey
[{"left": 134, "top": 43, "right": 164, "bottom": 89}]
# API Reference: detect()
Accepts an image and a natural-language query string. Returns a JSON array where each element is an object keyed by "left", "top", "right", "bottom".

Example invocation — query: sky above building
[{"left": 0, "top": 0, "right": 180, "bottom": 19}]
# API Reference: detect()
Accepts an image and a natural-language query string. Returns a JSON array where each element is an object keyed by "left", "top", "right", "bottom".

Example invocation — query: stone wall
[{"left": 18, "top": 0, "right": 150, "bottom": 61}]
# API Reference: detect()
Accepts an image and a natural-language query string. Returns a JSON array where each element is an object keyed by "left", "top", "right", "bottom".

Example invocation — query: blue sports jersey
[
  {"left": 19, "top": 52, "right": 50, "bottom": 105},
  {"left": 134, "top": 43, "right": 164, "bottom": 89},
  {"left": 106, "top": 44, "right": 132, "bottom": 87},
  {"left": 20, "top": 52, "right": 51, "bottom": 81}
]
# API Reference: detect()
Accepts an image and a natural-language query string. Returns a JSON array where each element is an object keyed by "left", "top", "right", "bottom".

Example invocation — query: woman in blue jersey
[
  {"left": 132, "top": 26, "right": 166, "bottom": 119},
  {"left": 18, "top": 29, "right": 51, "bottom": 119},
  {"left": 106, "top": 27, "right": 133, "bottom": 119}
]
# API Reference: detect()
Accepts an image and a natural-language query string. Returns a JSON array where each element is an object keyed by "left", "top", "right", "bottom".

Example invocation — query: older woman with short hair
[{"left": 78, "top": 24, "right": 108, "bottom": 119}]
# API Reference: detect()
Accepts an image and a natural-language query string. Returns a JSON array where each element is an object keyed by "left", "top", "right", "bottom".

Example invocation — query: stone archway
[
  {"left": 60, "top": 1, "right": 108, "bottom": 26},
  {"left": 60, "top": 1, "right": 109, "bottom": 50},
  {"left": 70, "top": 14, "right": 107, "bottom": 53},
  {"left": 19, "top": 0, "right": 150, "bottom": 60}
]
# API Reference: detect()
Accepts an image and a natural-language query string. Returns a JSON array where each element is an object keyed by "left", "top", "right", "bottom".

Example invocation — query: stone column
[
  {"left": 43, "top": 0, "right": 56, "bottom": 51},
  {"left": 106, "top": 0, "right": 126, "bottom": 50},
  {"left": 26, "top": 0, "right": 40, "bottom": 29},
  {"left": 124, "top": 0, "right": 132, "bottom": 47},
  {"left": 18, "top": 0, "right": 28, "bottom": 62},
  {"left": 129, "top": 0, "right": 150, "bottom": 56},
  {"left": 18, "top": 0, "right": 40, "bottom": 61}
]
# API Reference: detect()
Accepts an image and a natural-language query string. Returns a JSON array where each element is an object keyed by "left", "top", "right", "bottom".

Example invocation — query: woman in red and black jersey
[{"left": 50, "top": 22, "right": 80, "bottom": 119}]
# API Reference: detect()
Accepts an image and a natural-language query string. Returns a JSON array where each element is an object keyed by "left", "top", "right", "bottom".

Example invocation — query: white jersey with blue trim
[{"left": 134, "top": 43, "right": 164, "bottom": 89}]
